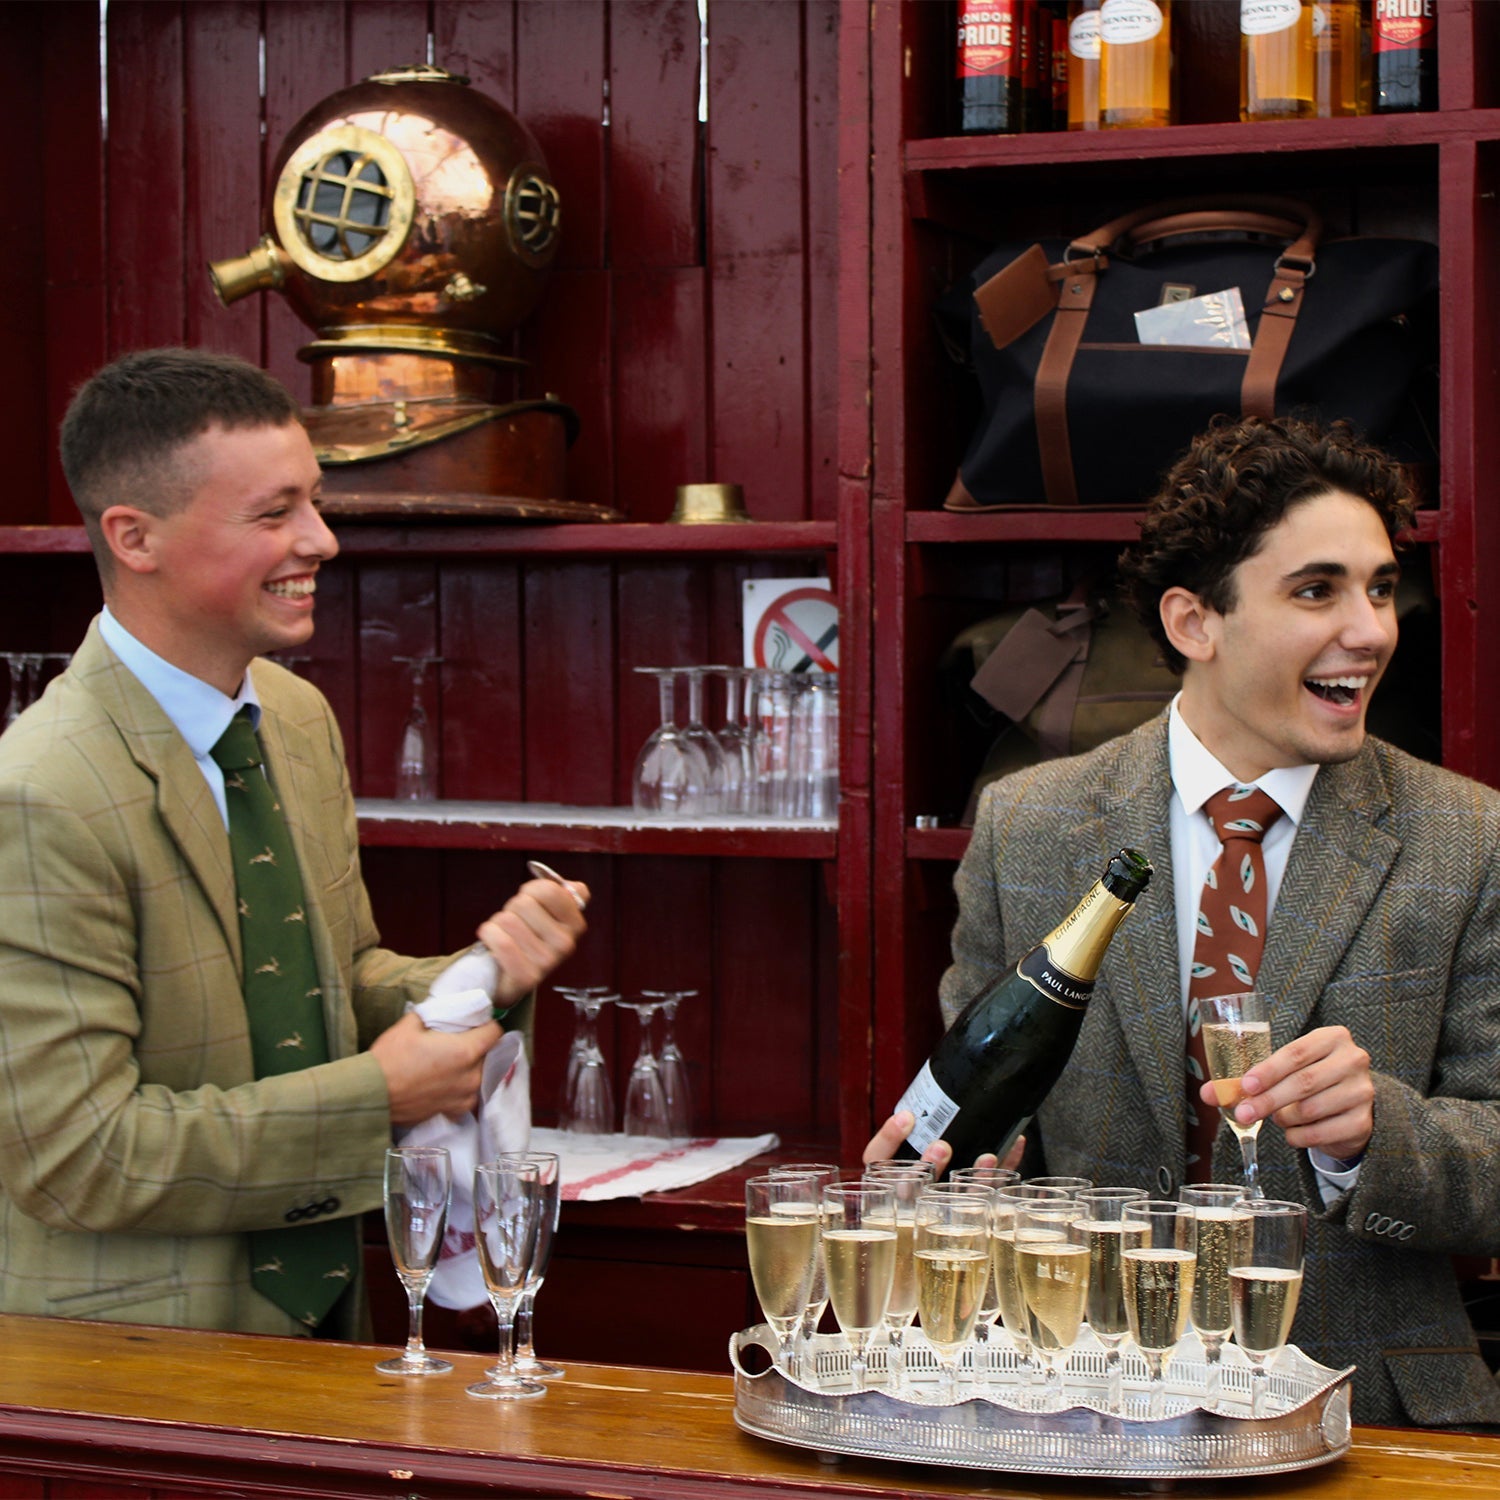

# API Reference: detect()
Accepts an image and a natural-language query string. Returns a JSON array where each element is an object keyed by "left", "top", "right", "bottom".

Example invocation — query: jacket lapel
[
  {"left": 76, "top": 624, "right": 242, "bottom": 970},
  {"left": 1258, "top": 746, "right": 1399, "bottom": 1045}
]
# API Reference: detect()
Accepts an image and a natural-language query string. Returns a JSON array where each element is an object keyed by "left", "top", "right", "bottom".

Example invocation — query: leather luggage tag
[
  {"left": 970, "top": 607, "right": 1087, "bottom": 722},
  {"left": 973, "top": 244, "right": 1058, "bottom": 351}
]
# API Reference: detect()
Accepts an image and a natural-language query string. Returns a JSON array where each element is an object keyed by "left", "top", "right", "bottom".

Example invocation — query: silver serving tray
[{"left": 731, "top": 1325, "right": 1353, "bottom": 1481}]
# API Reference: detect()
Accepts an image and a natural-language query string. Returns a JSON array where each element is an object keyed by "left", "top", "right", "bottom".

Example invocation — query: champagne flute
[
  {"left": 745, "top": 1173, "right": 822, "bottom": 1374},
  {"left": 1122, "top": 1199, "right": 1197, "bottom": 1420},
  {"left": 468, "top": 1161, "right": 545, "bottom": 1400},
  {"left": 1014, "top": 1198, "right": 1089, "bottom": 1410},
  {"left": 1197, "top": 991, "right": 1274, "bottom": 1197},
  {"left": 769, "top": 1163, "right": 839, "bottom": 1374},
  {"left": 1025, "top": 1175, "right": 1094, "bottom": 1192},
  {"left": 1181, "top": 1183, "right": 1254, "bottom": 1408},
  {"left": 375, "top": 1146, "right": 453, "bottom": 1375},
  {"left": 914, "top": 1188, "right": 990, "bottom": 1400},
  {"left": 941, "top": 1171, "right": 1018, "bottom": 1389},
  {"left": 1229, "top": 1198, "right": 1306, "bottom": 1418},
  {"left": 863, "top": 1160, "right": 933, "bottom": 1391},
  {"left": 989, "top": 1184, "right": 1070, "bottom": 1398},
  {"left": 495, "top": 1150, "right": 565, "bottom": 1380},
  {"left": 821, "top": 1182, "right": 898, "bottom": 1393},
  {"left": 1072, "top": 1187, "right": 1148, "bottom": 1414}
]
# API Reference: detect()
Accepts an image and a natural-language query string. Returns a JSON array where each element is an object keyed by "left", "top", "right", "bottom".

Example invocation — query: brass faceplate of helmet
[{"left": 272, "top": 124, "right": 416, "bottom": 284}]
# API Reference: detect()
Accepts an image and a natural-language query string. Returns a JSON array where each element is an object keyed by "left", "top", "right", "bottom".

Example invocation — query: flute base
[{"left": 731, "top": 1326, "right": 1352, "bottom": 1481}]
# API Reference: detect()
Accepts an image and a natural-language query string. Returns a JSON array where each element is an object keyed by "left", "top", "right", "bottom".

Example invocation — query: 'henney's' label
[{"left": 1016, "top": 942, "right": 1094, "bottom": 1011}]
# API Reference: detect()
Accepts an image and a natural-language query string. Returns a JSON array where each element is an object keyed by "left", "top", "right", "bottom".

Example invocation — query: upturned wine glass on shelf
[
  {"left": 914, "top": 1188, "right": 990, "bottom": 1400},
  {"left": 1197, "top": 991, "right": 1274, "bottom": 1198},
  {"left": 375, "top": 1146, "right": 453, "bottom": 1376},
  {"left": 632, "top": 667, "right": 712, "bottom": 816},
  {"left": 1122, "top": 1198, "right": 1198, "bottom": 1420},
  {"left": 617, "top": 995, "right": 671, "bottom": 1139},
  {"left": 392, "top": 654, "right": 442, "bottom": 801},
  {"left": 555, "top": 987, "right": 617, "bottom": 1136},
  {"left": 679, "top": 666, "right": 728, "bottom": 812},
  {"left": 821, "top": 1182, "right": 898, "bottom": 1393},
  {"left": 1072, "top": 1186, "right": 1148, "bottom": 1414},
  {"left": 1229, "top": 1197, "right": 1306, "bottom": 1418},
  {"left": 711, "top": 666, "right": 754, "bottom": 813},
  {"left": 493, "top": 1150, "right": 565, "bottom": 1381},
  {"left": 745, "top": 1173, "right": 822, "bottom": 1376},
  {"left": 1181, "top": 1183, "right": 1254, "bottom": 1408},
  {"left": 641, "top": 988, "right": 695, "bottom": 1139},
  {"left": 468, "top": 1160, "right": 544, "bottom": 1400}
]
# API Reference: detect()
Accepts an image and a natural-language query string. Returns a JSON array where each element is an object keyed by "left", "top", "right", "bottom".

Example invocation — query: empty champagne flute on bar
[
  {"left": 1072, "top": 1186, "right": 1148, "bottom": 1413},
  {"left": 1015, "top": 1198, "right": 1089, "bottom": 1410},
  {"left": 821, "top": 1182, "right": 898, "bottom": 1393},
  {"left": 375, "top": 1146, "right": 453, "bottom": 1375},
  {"left": 914, "top": 1189, "right": 990, "bottom": 1399},
  {"left": 769, "top": 1163, "right": 839, "bottom": 1373},
  {"left": 496, "top": 1150, "right": 564, "bottom": 1380},
  {"left": 745, "top": 1173, "right": 822, "bottom": 1375},
  {"left": 468, "top": 1161, "right": 544, "bottom": 1400},
  {"left": 1181, "top": 1183, "right": 1253, "bottom": 1407},
  {"left": 1230, "top": 1198, "right": 1306, "bottom": 1417},
  {"left": 1122, "top": 1199, "right": 1197, "bottom": 1419},
  {"left": 1198, "top": 991, "right": 1273, "bottom": 1197}
]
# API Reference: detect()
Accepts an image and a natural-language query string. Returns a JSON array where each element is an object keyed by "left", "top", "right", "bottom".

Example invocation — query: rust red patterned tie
[{"left": 1185, "top": 785, "right": 1283, "bottom": 1182}]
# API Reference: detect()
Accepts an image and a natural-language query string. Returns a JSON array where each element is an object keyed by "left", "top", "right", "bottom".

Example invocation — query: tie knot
[
  {"left": 209, "top": 709, "right": 263, "bottom": 773},
  {"left": 1205, "top": 784, "right": 1282, "bottom": 846}
]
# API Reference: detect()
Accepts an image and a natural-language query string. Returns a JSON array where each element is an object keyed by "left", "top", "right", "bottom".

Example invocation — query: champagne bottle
[
  {"left": 1372, "top": 0, "right": 1436, "bottom": 114},
  {"left": 893, "top": 847, "right": 1152, "bottom": 1168}
]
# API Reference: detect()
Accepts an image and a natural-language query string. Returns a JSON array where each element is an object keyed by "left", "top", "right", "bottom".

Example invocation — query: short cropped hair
[
  {"left": 59, "top": 347, "right": 302, "bottom": 578},
  {"left": 1117, "top": 415, "right": 1417, "bottom": 674}
]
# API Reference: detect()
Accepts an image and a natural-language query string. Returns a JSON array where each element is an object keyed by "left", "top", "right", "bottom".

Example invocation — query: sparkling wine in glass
[
  {"left": 768, "top": 1162, "right": 838, "bottom": 1374},
  {"left": 931, "top": 1174, "right": 1016, "bottom": 1390},
  {"left": 990, "top": 1184, "right": 1071, "bottom": 1397},
  {"left": 914, "top": 1188, "right": 990, "bottom": 1400},
  {"left": 1122, "top": 1199, "right": 1197, "bottom": 1420},
  {"left": 1181, "top": 1183, "right": 1254, "bottom": 1408},
  {"left": 1071, "top": 1187, "right": 1148, "bottom": 1413},
  {"left": 1229, "top": 1197, "right": 1306, "bottom": 1417},
  {"left": 1198, "top": 991, "right": 1274, "bottom": 1198},
  {"left": 467, "top": 1161, "right": 545, "bottom": 1400},
  {"left": 375, "top": 1146, "right": 453, "bottom": 1376},
  {"left": 494, "top": 1150, "right": 565, "bottom": 1381},
  {"left": 1015, "top": 1198, "right": 1089, "bottom": 1410},
  {"left": 863, "top": 1160, "right": 933, "bottom": 1391},
  {"left": 745, "top": 1173, "right": 821, "bottom": 1374},
  {"left": 821, "top": 1182, "right": 898, "bottom": 1393}
]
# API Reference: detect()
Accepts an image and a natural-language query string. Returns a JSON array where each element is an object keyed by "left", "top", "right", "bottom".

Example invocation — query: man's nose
[{"left": 295, "top": 502, "right": 339, "bottom": 561}]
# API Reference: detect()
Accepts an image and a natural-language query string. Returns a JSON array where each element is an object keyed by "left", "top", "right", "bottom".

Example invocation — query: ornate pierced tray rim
[{"left": 730, "top": 1326, "right": 1355, "bottom": 1482}]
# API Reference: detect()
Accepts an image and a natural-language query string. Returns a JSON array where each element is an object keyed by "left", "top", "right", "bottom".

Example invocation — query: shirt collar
[
  {"left": 98, "top": 606, "right": 262, "bottom": 757},
  {"left": 1167, "top": 694, "right": 1318, "bottom": 827}
]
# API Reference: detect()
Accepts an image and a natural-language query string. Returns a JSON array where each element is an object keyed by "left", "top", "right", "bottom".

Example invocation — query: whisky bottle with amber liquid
[
  {"left": 1241, "top": 0, "right": 1315, "bottom": 121},
  {"left": 1099, "top": 0, "right": 1173, "bottom": 129}
]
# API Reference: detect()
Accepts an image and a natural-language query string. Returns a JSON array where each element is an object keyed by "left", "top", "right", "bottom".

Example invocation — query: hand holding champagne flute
[
  {"left": 745, "top": 1174, "right": 821, "bottom": 1375},
  {"left": 1198, "top": 991, "right": 1274, "bottom": 1197},
  {"left": 1229, "top": 1198, "right": 1306, "bottom": 1417},
  {"left": 821, "top": 1182, "right": 898, "bottom": 1392}
]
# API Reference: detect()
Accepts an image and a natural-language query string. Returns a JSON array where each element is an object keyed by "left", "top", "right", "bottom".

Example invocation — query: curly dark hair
[{"left": 1117, "top": 415, "right": 1418, "bottom": 674}]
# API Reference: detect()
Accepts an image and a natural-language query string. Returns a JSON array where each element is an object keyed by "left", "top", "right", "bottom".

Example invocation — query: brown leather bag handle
[{"left": 1035, "top": 196, "right": 1322, "bottom": 505}]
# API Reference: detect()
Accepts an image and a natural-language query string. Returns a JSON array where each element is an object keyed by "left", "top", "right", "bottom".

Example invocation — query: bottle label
[
  {"left": 1069, "top": 11, "right": 1101, "bottom": 60},
  {"left": 1241, "top": 0, "right": 1303, "bottom": 37},
  {"left": 1311, "top": 3, "right": 1330, "bottom": 39},
  {"left": 1372, "top": 0, "right": 1434, "bottom": 51},
  {"left": 1016, "top": 942, "right": 1094, "bottom": 1011},
  {"left": 957, "top": 2, "right": 1020, "bottom": 77},
  {"left": 893, "top": 1059, "right": 962, "bottom": 1156},
  {"left": 1100, "top": 0, "right": 1164, "bottom": 46}
]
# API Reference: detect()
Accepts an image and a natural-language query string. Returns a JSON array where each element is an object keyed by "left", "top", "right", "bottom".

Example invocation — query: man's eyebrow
[{"left": 1281, "top": 559, "right": 1401, "bottom": 583}]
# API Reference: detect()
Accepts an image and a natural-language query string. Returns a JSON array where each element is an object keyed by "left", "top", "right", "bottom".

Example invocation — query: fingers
[
  {"left": 477, "top": 878, "right": 589, "bottom": 1006},
  {"left": 370, "top": 1015, "right": 500, "bottom": 1125},
  {"left": 860, "top": 1112, "right": 953, "bottom": 1175},
  {"left": 1235, "top": 1025, "right": 1374, "bottom": 1159},
  {"left": 1000, "top": 1133, "right": 1027, "bottom": 1172}
]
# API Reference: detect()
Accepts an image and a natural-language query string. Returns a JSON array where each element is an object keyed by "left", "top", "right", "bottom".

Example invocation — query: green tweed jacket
[
  {"left": 0, "top": 621, "right": 453, "bottom": 1337},
  {"left": 941, "top": 713, "right": 1500, "bottom": 1428}
]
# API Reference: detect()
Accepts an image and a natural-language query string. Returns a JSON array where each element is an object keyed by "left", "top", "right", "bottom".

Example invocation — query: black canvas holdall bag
[{"left": 939, "top": 195, "right": 1439, "bottom": 509}]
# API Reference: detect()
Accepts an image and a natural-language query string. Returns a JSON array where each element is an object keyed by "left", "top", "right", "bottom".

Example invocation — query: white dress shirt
[
  {"left": 98, "top": 606, "right": 260, "bottom": 831},
  {"left": 1167, "top": 697, "right": 1361, "bottom": 1199}
]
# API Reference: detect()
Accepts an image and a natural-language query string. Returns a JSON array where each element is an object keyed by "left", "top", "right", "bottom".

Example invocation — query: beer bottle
[
  {"left": 956, "top": 1, "right": 1026, "bottom": 134},
  {"left": 1067, "top": 0, "right": 1102, "bottom": 130},
  {"left": 1099, "top": 0, "right": 1174, "bottom": 130},
  {"left": 1372, "top": 0, "right": 1437, "bottom": 113},
  {"left": 1312, "top": 1, "right": 1362, "bottom": 118},
  {"left": 1241, "top": 1, "right": 1315, "bottom": 121}
]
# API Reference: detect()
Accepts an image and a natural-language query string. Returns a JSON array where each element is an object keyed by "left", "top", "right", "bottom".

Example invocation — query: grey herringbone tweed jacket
[
  {"left": 941, "top": 713, "right": 1500, "bottom": 1428},
  {"left": 0, "top": 621, "right": 455, "bottom": 1337}
]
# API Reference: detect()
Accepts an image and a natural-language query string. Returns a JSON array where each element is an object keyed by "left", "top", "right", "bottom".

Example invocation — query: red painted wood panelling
[
  {"left": 805, "top": 1, "right": 842, "bottom": 524},
  {"left": 434, "top": 0, "right": 517, "bottom": 105},
  {"left": 346, "top": 0, "right": 430, "bottom": 84},
  {"left": 354, "top": 559, "right": 441, "bottom": 795}
]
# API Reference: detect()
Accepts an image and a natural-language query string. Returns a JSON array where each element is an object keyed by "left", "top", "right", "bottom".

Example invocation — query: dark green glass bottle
[{"left": 894, "top": 847, "right": 1152, "bottom": 1169}]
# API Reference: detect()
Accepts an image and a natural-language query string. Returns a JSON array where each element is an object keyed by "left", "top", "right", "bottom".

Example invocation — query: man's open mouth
[{"left": 1304, "top": 674, "right": 1368, "bottom": 707}]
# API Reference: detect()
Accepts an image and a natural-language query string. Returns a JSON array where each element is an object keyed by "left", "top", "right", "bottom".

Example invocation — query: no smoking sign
[{"left": 742, "top": 578, "right": 838, "bottom": 672}]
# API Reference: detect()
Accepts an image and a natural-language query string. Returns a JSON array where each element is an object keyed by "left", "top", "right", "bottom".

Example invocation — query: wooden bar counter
[{"left": 0, "top": 1316, "right": 1495, "bottom": 1499}]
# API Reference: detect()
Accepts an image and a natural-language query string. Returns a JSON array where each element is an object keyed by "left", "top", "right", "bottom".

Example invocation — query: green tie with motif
[{"left": 210, "top": 708, "right": 357, "bottom": 1329}]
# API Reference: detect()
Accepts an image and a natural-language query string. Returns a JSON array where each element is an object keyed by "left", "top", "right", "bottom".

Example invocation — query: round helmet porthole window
[{"left": 273, "top": 124, "right": 416, "bottom": 283}]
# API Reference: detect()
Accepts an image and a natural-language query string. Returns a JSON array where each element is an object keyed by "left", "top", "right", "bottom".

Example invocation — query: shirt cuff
[{"left": 1308, "top": 1145, "right": 1364, "bottom": 1205}]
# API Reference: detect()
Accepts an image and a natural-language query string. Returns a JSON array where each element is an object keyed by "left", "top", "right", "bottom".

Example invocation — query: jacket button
[
  {"left": 284, "top": 1206, "right": 304, "bottom": 1223},
  {"left": 320, "top": 1196, "right": 340, "bottom": 1216},
  {"left": 1156, "top": 1167, "right": 1174, "bottom": 1196}
]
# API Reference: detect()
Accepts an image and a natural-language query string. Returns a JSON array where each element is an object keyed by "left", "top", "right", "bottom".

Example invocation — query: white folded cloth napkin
[
  {"left": 396, "top": 980, "right": 530, "bottom": 1310},
  {"left": 528, "top": 1126, "right": 779, "bottom": 1201}
]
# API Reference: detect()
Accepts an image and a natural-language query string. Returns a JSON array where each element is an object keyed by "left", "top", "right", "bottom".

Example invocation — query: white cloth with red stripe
[{"left": 526, "top": 1126, "right": 779, "bottom": 1201}]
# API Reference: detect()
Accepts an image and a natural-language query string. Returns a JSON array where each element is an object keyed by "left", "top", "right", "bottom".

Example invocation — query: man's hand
[
  {"left": 477, "top": 876, "right": 590, "bottom": 1009},
  {"left": 1201, "top": 1024, "right": 1374, "bottom": 1162},
  {"left": 369, "top": 1011, "right": 502, "bottom": 1125},
  {"left": 861, "top": 1110, "right": 1023, "bottom": 1177}
]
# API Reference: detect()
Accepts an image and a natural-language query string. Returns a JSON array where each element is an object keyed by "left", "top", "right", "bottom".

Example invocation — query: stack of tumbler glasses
[{"left": 745, "top": 1167, "right": 1306, "bottom": 1420}]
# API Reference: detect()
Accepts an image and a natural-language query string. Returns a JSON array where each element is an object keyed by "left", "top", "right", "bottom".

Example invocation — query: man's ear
[
  {"left": 1159, "top": 586, "right": 1216, "bottom": 666},
  {"left": 98, "top": 505, "right": 161, "bottom": 576}
]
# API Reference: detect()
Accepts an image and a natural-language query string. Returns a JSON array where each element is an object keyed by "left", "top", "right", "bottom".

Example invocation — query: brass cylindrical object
[{"left": 669, "top": 483, "right": 750, "bottom": 524}]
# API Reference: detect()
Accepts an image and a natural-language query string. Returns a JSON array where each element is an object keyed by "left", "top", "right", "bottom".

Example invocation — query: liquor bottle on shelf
[
  {"left": 1372, "top": 0, "right": 1437, "bottom": 113},
  {"left": 1312, "top": 0, "right": 1363, "bottom": 118},
  {"left": 1021, "top": 0, "right": 1051, "bottom": 132},
  {"left": 956, "top": 0, "right": 1026, "bottom": 134},
  {"left": 892, "top": 848, "right": 1153, "bottom": 1170},
  {"left": 1099, "top": 0, "right": 1173, "bottom": 129},
  {"left": 1047, "top": 1, "right": 1070, "bottom": 128},
  {"left": 1241, "top": 0, "right": 1315, "bottom": 121},
  {"left": 1066, "top": 0, "right": 1102, "bottom": 129}
]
